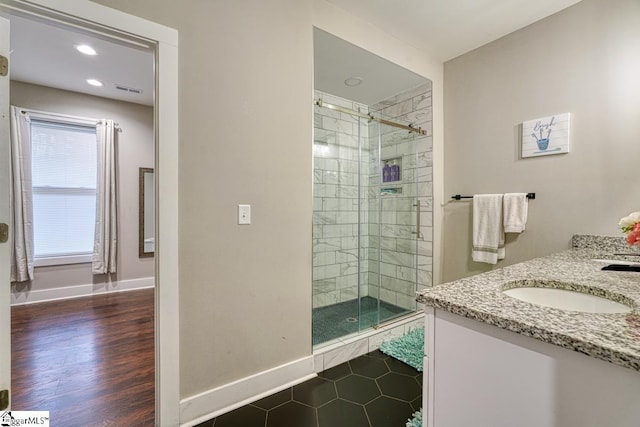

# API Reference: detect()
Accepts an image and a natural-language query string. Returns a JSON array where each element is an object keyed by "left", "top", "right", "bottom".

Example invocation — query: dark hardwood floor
[{"left": 11, "top": 288, "right": 155, "bottom": 427}]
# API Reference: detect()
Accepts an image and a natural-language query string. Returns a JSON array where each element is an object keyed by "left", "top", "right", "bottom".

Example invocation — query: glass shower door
[
  {"left": 312, "top": 96, "right": 364, "bottom": 345},
  {"left": 312, "top": 91, "right": 425, "bottom": 347},
  {"left": 367, "top": 118, "right": 419, "bottom": 325}
]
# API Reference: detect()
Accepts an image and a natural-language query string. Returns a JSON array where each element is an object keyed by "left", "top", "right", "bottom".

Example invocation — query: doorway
[
  {"left": 0, "top": 2, "right": 179, "bottom": 424},
  {"left": 9, "top": 10, "right": 155, "bottom": 423}
]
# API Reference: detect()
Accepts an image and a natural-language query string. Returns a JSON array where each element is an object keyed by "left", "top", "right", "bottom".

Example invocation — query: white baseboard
[
  {"left": 179, "top": 355, "right": 315, "bottom": 427},
  {"left": 11, "top": 276, "right": 155, "bottom": 305}
]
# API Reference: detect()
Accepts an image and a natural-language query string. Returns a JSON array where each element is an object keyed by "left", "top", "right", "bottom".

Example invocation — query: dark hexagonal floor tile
[
  {"left": 411, "top": 395, "right": 422, "bottom": 412},
  {"left": 385, "top": 356, "right": 421, "bottom": 376},
  {"left": 267, "top": 401, "right": 317, "bottom": 427},
  {"left": 252, "top": 388, "right": 291, "bottom": 410},
  {"left": 292, "top": 376, "right": 337, "bottom": 407},
  {"left": 367, "top": 349, "right": 390, "bottom": 360},
  {"left": 365, "top": 396, "right": 414, "bottom": 427},
  {"left": 336, "top": 374, "right": 380, "bottom": 404},
  {"left": 318, "top": 399, "right": 369, "bottom": 427},
  {"left": 319, "top": 362, "right": 351, "bottom": 381},
  {"left": 214, "top": 404, "right": 266, "bottom": 427},
  {"left": 349, "top": 354, "right": 389, "bottom": 378},
  {"left": 377, "top": 372, "right": 422, "bottom": 402}
]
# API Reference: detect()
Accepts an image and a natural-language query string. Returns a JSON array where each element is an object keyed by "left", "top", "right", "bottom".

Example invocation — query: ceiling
[
  {"left": 7, "top": 1, "right": 583, "bottom": 108},
  {"left": 316, "top": 0, "right": 583, "bottom": 105},
  {"left": 9, "top": 14, "right": 154, "bottom": 106},
  {"left": 314, "top": 28, "right": 428, "bottom": 106},
  {"left": 325, "top": 0, "right": 583, "bottom": 62}
]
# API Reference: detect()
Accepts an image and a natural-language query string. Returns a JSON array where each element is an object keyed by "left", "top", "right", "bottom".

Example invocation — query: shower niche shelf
[{"left": 381, "top": 187, "right": 403, "bottom": 195}]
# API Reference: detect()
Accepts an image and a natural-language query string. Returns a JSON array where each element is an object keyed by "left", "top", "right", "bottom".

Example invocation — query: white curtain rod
[{"left": 18, "top": 107, "right": 121, "bottom": 130}]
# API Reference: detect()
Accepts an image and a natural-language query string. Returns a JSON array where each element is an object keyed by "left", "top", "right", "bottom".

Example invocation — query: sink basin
[{"left": 502, "top": 283, "right": 633, "bottom": 314}]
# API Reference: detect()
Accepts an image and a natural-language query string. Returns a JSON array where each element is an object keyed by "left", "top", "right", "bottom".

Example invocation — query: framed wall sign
[{"left": 521, "top": 113, "right": 570, "bottom": 158}]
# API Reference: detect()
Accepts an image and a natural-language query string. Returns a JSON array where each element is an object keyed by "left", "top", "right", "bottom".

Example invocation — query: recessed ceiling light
[
  {"left": 86, "top": 79, "right": 103, "bottom": 87},
  {"left": 344, "top": 77, "right": 363, "bottom": 87},
  {"left": 76, "top": 44, "right": 97, "bottom": 56}
]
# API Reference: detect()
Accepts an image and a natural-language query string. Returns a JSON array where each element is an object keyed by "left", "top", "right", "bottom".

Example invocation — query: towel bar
[{"left": 451, "top": 193, "right": 535, "bottom": 200}]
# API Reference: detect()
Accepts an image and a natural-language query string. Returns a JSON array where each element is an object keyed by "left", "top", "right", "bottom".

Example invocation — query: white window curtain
[
  {"left": 92, "top": 119, "right": 118, "bottom": 274},
  {"left": 10, "top": 106, "right": 35, "bottom": 282}
]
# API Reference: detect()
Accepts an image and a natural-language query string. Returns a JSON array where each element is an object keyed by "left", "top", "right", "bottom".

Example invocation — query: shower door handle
[{"left": 411, "top": 200, "right": 423, "bottom": 240}]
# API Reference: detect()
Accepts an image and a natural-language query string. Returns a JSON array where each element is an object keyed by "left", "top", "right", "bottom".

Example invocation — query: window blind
[{"left": 31, "top": 119, "right": 98, "bottom": 258}]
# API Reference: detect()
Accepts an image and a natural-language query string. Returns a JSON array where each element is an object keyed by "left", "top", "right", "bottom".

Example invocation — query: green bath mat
[
  {"left": 406, "top": 408, "right": 423, "bottom": 427},
  {"left": 379, "top": 327, "right": 424, "bottom": 372}
]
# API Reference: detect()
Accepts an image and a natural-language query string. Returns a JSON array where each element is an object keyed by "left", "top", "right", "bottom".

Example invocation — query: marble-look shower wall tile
[
  {"left": 336, "top": 274, "right": 357, "bottom": 290},
  {"left": 381, "top": 276, "right": 415, "bottom": 296},
  {"left": 413, "top": 92, "right": 432, "bottom": 111},
  {"left": 313, "top": 279, "right": 337, "bottom": 293},
  {"left": 313, "top": 251, "right": 337, "bottom": 267},
  {"left": 339, "top": 288, "right": 358, "bottom": 302},
  {"left": 418, "top": 269, "right": 432, "bottom": 287},
  {"left": 313, "top": 197, "right": 322, "bottom": 211},
  {"left": 313, "top": 212, "right": 337, "bottom": 225},
  {"left": 396, "top": 238, "right": 417, "bottom": 255},
  {"left": 380, "top": 288, "right": 397, "bottom": 305},
  {"left": 313, "top": 290, "right": 340, "bottom": 308},
  {"left": 322, "top": 116, "right": 353, "bottom": 135},
  {"left": 381, "top": 250, "right": 414, "bottom": 267},
  {"left": 313, "top": 264, "right": 340, "bottom": 281},
  {"left": 336, "top": 249, "right": 358, "bottom": 263},
  {"left": 341, "top": 236, "right": 358, "bottom": 250},
  {"left": 379, "top": 98, "right": 413, "bottom": 119},
  {"left": 397, "top": 293, "right": 418, "bottom": 310}
]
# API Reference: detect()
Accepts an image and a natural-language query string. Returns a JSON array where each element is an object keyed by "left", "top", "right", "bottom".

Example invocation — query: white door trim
[
  {"left": 0, "top": 1, "right": 180, "bottom": 425},
  {"left": 0, "top": 14, "right": 11, "bottom": 411}
]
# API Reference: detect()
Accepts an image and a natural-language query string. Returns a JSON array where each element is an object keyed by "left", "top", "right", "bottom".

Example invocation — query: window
[{"left": 31, "top": 119, "right": 97, "bottom": 264}]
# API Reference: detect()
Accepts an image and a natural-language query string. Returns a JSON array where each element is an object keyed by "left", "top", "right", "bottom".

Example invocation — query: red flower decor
[{"left": 619, "top": 211, "right": 640, "bottom": 246}]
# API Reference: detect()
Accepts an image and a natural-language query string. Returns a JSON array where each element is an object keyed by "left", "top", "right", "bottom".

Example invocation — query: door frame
[{"left": 0, "top": 1, "right": 180, "bottom": 425}]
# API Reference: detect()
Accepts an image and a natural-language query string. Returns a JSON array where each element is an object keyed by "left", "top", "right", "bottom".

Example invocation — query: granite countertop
[{"left": 416, "top": 235, "right": 640, "bottom": 371}]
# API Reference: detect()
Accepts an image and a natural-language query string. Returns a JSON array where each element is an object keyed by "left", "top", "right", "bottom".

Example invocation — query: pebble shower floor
[{"left": 312, "top": 296, "right": 408, "bottom": 345}]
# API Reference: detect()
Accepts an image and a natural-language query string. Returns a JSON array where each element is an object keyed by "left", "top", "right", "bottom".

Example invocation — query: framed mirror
[{"left": 139, "top": 167, "right": 155, "bottom": 258}]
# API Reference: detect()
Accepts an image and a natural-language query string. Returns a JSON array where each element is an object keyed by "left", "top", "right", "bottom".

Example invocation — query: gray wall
[
  {"left": 94, "top": 0, "right": 315, "bottom": 398},
  {"left": 93, "top": 0, "right": 445, "bottom": 401},
  {"left": 10, "top": 81, "right": 154, "bottom": 290},
  {"left": 442, "top": 0, "right": 640, "bottom": 282}
]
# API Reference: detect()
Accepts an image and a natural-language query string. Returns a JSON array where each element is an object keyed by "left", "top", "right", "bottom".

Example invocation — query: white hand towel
[
  {"left": 472, "top": 194, "right": 505, "bottom": 265},
  {"left": 503, "top": 193, "right": 528, "bottom": 233}
]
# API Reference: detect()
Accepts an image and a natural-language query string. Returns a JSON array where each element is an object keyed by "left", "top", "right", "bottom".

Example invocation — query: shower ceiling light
[
  {"left": 86, "top": 79, "right": 103, "bottom": 87},
  {"left": 344, "top": 76, "right": 363, "bottom": 87}
]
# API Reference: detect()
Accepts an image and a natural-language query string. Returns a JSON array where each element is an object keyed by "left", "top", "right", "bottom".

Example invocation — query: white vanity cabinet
[{"left": 423, "top": 307, "right": 640, "bottom": 427}]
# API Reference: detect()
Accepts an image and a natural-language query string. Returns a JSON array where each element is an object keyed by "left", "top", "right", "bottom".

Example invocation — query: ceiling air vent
[{"left": 114, "top": 84, "right": 143, "bottom": 94}]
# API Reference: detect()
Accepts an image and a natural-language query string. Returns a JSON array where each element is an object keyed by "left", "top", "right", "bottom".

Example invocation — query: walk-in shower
[
  {"left": 312, "top": 28, "right": 433, "bottom": 348},
  {"left": 312, "top": 84, "right": 433, "bottom": 346}
]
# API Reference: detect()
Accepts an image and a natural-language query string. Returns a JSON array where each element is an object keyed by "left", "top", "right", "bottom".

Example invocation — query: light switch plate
[{"left": 238, "top": 204, "right": 251, "bottom": 225}]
